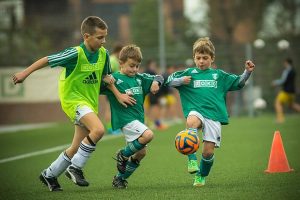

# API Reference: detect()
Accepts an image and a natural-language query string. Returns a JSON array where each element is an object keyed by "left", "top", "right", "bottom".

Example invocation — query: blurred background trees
[{"left": 0, "top": 0, "right": 299, "bottom": 112}]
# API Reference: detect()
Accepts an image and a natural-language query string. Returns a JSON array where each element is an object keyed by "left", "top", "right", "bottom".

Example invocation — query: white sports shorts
[
  {"left": 188, "top": 111, "right": 222, "bottom": 147},
  {"left": 74, "top": 105, "right": 94, "bottom": 127},
  {"left": 122, "top": 120, "right": 149, "bottom": 142}
]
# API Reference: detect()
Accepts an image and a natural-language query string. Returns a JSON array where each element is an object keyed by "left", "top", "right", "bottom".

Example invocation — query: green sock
[
  {"left": 119, "top": 158, "right": 140, "bottom": 179},
  {"left": 188, "top": 128, "right": 198, "bottom": 134},
  {"left": 187, "top": 152, "right": 197, "bottom": 161},
  {"left": 198, "top": 154, "right": 214, "bottom": 177},
  {"left": 121, "top": 139, "right": 145, "bottom": 157}
]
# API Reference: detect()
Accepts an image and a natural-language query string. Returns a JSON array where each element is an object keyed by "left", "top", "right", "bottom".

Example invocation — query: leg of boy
[
  {"left": 40, "top": 125, "right": 88, "bottom": 191},
  {"left": 120, "top": 148, "right": 145, "bottom": 179},
  {"left": 275, "top": 95, "right": 284, "bottom": 123},
  {"left": 66, "top": 112, "right": 105, "bottom": 186},
  {"left": 199, "top": 142, "right": 215, "bottom": 177},
  {"left": 121, "top": 129, "right": 153, "bottom": 158},
  {"left": 113, "top": 128, "right": 153, "bottom": 189},
  {"left": 186, "top": 115, "right": 202, "bottom": 174},
  {"left": 40, "top": 151, "right": 71, "bottom": 192},
  {"left": 194, "top": 142, "right": 215, "bottom": 187},
  {"left": 116, "top": 123, "right": 153, "bottom": 173},
  {"left": 113, "top": 145, "right": 146, "bottom": 189}
]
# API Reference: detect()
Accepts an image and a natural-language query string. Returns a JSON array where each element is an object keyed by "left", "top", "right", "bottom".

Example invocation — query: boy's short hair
[
  {"left": 119, "top": 45, "right": 143, "bottom": 63},
  {"left": 81, "top": 16, "right": 107, "bottom": 36},
  {"left": 193, "top": 37, "right": 215, "bottom": 59}
]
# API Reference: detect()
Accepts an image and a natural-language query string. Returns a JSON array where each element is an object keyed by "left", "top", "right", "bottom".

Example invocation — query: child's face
[
  {"left": 193, "top": 52, "right": 214, "bottom": 70},
  {"left": 120, "top": 58, "right": 141, "bottom": 77},
  {"left": 84, "top": 27, "right": 107, "bottom": 52}
]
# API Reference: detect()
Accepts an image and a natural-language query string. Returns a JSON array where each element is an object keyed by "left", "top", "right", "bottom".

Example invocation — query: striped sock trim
[
  {"left": 63, "top": 151, "right": 71, "bottom": 163},
  {"left": 86, "top": 135, "right": 96, "bottom": 146},
  {"left": 80, "top": 142, "right": 96, "bottom": 154},
  {"left": 202, "top": 154, "right": 214, "bottom": 162},
  {"left": 188, "top": 128, "right": 198, "bottom": 133}
]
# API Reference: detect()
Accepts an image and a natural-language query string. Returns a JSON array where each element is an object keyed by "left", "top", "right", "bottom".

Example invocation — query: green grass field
[{"left": 0, "top": 114, "right": 300, "bottom": 200}]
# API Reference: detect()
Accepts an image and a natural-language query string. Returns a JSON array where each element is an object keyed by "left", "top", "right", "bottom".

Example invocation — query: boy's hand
[
  {"left": 245, "top": 60, "right": 255, "bottom": 72},
  {"left": 183, "top": 76, "right": 192, "bottom": 85},
  {"left": 117, "top": 93, "right": 136, "bottom": 107},
  {"left": 150, "top": 81, "right": 160, "bottom": 94},
  {"left": 103, "top": 75, "right": 115, "bottom": 84},
  {"left": 12, "top": 72, "right": 28, "bottom": 84}
]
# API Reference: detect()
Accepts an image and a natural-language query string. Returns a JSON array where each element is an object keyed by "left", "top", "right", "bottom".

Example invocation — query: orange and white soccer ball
[{"left": 175, "top": 129, "right": 200, "bottom": 155}]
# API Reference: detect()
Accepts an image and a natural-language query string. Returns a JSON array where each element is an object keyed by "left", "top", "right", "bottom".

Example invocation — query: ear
[{"left": 83, "top": 33, "right": 90, "bottom": 40}]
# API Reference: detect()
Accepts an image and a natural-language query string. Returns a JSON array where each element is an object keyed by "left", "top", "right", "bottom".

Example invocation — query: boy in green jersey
[
  {"left": 12, "top": 16, "right": 135, "bottom": 191},
  {"left": 102, "top": 45, "right": 164, "bottom": 189},
  {"left": 165, "top": 37, "right": 255, "bottom": 187}
]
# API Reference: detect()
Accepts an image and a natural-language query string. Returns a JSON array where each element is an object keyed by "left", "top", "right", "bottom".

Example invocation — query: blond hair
[
  {"left": 119, "top": 45, "right": 143, "bottom": 63},
  {"left": 193, "top": 37, "right": 215, "bottom": 59}
]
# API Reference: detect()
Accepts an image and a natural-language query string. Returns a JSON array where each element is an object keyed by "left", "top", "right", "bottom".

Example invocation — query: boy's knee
[
  {"left": 202, "top": 152, "right": 214, "bottom": 159},
  {"left": 90, "top": 127, "right": 105, "bottom": 142},
  {"left": 142, "top": 130, "right": 154, "bottom": 143},
  {"left": 186, "top": 116, "right": 202, "bottom": 129}
]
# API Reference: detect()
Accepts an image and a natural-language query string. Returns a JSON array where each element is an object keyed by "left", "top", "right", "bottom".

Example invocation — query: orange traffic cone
[{"left": 265, "top": 131, "right": 294, "bottom": 173}]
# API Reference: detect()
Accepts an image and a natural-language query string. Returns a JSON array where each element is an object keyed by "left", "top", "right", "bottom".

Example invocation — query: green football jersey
[
  {"left": 166, "top": 67, "right": 244, "bottom": 125},
  {"left": 104, "top": 72, "right": 155, "bottom": 130}
]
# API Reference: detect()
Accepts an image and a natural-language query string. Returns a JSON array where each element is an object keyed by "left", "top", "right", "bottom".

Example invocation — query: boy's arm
[
  {"left": 272, "top": 68, "right": 289, "bottom": 86},
  {"left": 168, "top": 76, "right": 191, "bottom": 87},
  {"left": 12, "top": 57, "right": 48, "bottom": 84},
  {"left": 238, "top": 60, "right": 255, "bottom": 86},
  {"left": 165, "top": 69, "right": 191, "bottom": 87},
  {"left": 106, "top": 83, "right": 136, "bottom": 107},
  {"left": 150, "top": 75, "right": 164, "bottom": 94}
]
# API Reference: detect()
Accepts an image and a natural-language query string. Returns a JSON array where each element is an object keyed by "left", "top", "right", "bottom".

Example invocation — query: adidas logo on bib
[{"left": 83, "top": 72, "right": 98, "bottom": 84}]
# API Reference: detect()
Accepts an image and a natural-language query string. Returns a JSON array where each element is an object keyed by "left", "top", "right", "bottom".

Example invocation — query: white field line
[
  {"left": 0, "top": 134, "right": 122, "bottom": 164},
  {"left": 0, "top": 123, "right": 58, "bottom": 134}
]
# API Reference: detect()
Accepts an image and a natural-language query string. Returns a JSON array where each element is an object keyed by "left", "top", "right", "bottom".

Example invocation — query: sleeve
[
  {"left": 238, "top": 70, "right": 252, "bottom": 86},
  {"left": 102, "top": 50, "right": 112, "bottom": 75},
  {"left": 165, "top": 69, "right": 189, "bottom": 87},
  {"left": 47, "top": 47, "right": 78, "bottom": 68},
  {"left": 100, "top": 50, "right": 113, "bottom": 88},
  {"left": 100, "top": 73, "right": 116, "bottom": 95},
  {"left": 220, "top": 70, "right": 243, "bottom": 91},
  {"left": 138, "top": 73, "right": 156, "bottom": 95},
  {"left": 272, "top": 68, "right": 290, "bottom": 86}
]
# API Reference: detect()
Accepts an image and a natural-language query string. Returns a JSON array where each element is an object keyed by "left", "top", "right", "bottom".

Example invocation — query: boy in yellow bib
[{"left": 12, "top": 16, "right": 135, "bottom": 191}]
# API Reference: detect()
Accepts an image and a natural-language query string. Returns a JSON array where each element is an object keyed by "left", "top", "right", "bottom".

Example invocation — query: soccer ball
[{"left": 175, "top": 129, "right": 200, "bottom": 155}]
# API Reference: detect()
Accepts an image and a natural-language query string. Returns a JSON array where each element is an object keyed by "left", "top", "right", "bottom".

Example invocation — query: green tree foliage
[{"left": 130, "top": 0, "right": 159, "bottom": 49}]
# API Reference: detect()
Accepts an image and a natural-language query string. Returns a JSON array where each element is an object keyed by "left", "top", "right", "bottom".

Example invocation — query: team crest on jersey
[
  {"left": 212, "top": 73, "right": 218, "bottom": 80},
  {"left": 136, "top": 79, "right": 142, "bottom": 86},
  {"left": 125, "top": 87, "right": 143, "bottom": 95}
]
